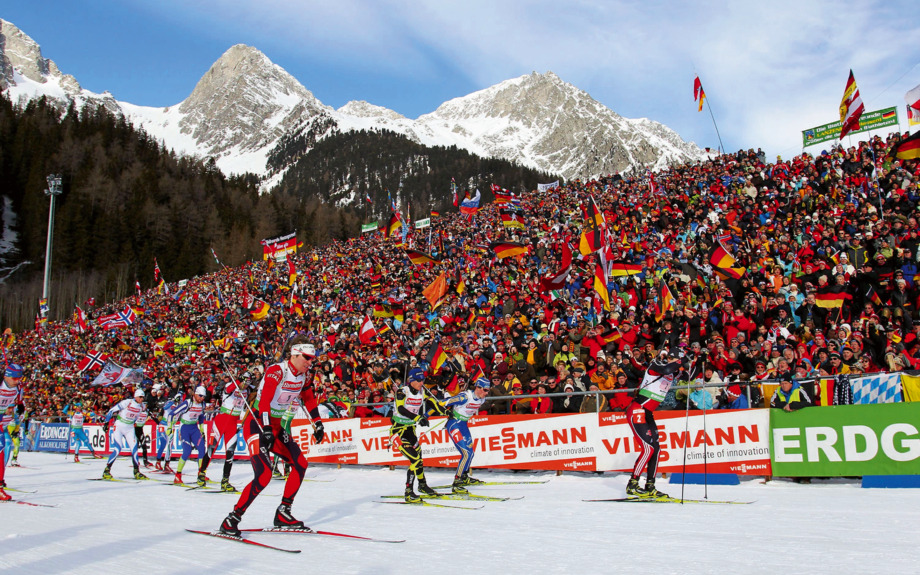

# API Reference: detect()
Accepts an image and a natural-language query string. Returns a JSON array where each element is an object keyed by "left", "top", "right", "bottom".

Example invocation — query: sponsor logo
[
  {"left": 730, "top": 463, "right": 769, "bottom": 473},
  {"left": 40, "top": 425, "right": 69, "bottom": 440},
  {"left": 562, "top": 458, "right": 595, "bottom": 470}
]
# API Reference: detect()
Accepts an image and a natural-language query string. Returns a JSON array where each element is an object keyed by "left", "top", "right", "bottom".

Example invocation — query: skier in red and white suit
[{"left": 219, "top": 340, "right": 325, "bottom": 535}]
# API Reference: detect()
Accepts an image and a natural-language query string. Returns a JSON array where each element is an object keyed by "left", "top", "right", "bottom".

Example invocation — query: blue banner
[{"left": 34, "top": 422, "right": 71, "bottom": 452}]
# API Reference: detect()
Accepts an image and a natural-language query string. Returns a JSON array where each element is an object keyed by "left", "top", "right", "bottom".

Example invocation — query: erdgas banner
[{"left": 770, "top": 403, "right": 920, "bottom": 476}]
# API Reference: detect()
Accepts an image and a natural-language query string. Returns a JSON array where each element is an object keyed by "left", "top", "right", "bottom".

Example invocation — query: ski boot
[
  {"left": 219, "top": 511, "right": 242, "bottom": 537},
  {"left": 0, "top": 487, "right": 10, "bottom": 501},
  {"left": 220, "top": 478, "right": 237, "bottom": 493},
  {"left": 637, "top": 480, "right": 668, "bottom": 499},
  {"left": 274, "top": 503, "right": 306, "bottom": 529},
  {"left": 173, "top": 472, "right": 183, "bottom": 485},
  {"left": 73, "top": 455, "right": 81, "bottom": 463},
  {"left": 418, "top": 480, "right": 438, "bottom": 497},
  {"left": 404, "top": 485, "right": 421, "bottom": 503},
  {"left": 134, "top": 468, "right": 149, "bottom": 480},
  {"left": 9, "top": 459, "right": 20, "bottom": 468},
  {"left": 460, "top": 473, "right": 485, "bottom": 486},
  {"left": 625, "top": 477, "right": 641, "bottom": 497},
  {"left": 102, "top": 466, "right": 114, "bottom": 480},
  {"left": 92, "top": 453, "right": 104, "bottom": 459},
  {"left": 451, "top": 477, "right": 469, "bottom": 494},
  {"left": 163, "top": 461, "right": 174, "bottom": 474},
  {"left": 197, "top": 471, "right": 209, "bottom": 488},
  {"left": 154, "top": 460, "right": 163, "bottom": 471},
  {"left": 143, "top": 460, "right": 153, "bottom": 469}
]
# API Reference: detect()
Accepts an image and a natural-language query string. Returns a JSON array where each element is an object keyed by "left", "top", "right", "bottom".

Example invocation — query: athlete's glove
[
  {"left": 103, "top": 420, "right": 110, "bottom": 433},
  {"left": 312, "top": 420, "right": 325, "bottom": 444},
  {"left": 259, "top": 424, "right": 275, "bottom": 451},
  {"left": 279, "top": 427, "right": 292, "bottom": 444},
  {"left": 416, "top": 415, "right": 429, "bottom": 427}
]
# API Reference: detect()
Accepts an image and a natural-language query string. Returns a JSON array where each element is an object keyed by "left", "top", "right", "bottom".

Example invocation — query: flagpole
[{"left": 704, "top": 96, "right": 725, "bottom": 154}]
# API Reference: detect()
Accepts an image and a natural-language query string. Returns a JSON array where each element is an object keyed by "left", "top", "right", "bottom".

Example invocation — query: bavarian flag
[
  {"left": 888, "top": 130, "right": 920, "bottom": 161},
  {"left": 709, "top": 243, "right": 746, "bottom": 280},
  {"left": 490, "top": 241, "right": 529, "bottom": 259}
]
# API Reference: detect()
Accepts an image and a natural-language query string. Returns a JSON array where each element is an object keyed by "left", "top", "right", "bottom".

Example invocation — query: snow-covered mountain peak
[
  {"left": 337, "top": 100, "right": 405, "bottom": 121},
  {"left": 0, "top": 19, "right": 80, "bottom": 95}
]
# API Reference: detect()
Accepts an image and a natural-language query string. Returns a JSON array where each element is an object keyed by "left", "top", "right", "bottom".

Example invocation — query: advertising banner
[
  {"left": 289, "top": 410, "right": 771, "bottom": 475},
  {"left": 34, "top": 423, "right": 71, "bottom": 452},
  {"left": 261, "top": 232, "right": 298, "bottom": 260},
  {"left": 414, "top": 218, "right": 431, "bottom": 229},
  {"left": 361, "top": 222, "right": 379, "bottom": 234},
  {"left": 802, "top": 106, "right": 899, "bottom": 147},
  {"left": 770, "top": 403, "right": 920, "bottom": 477}
]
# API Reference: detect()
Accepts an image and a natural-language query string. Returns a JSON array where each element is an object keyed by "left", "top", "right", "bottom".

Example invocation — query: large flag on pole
[
  {"left": 90, "top": 360, "right": 145, "bottom": 387},
  {"left": 839, "top": 70, "right": 865, "bottom": 139},
  {"left": 358, "top": 315, "right": 378, "bottom": 345},
  {"left": 693, "top": 76, "right": 706, "bottom": 112},
  {"left": 906, "top": 82, "right": 920, "bottom": 111},
  {"left": 593, "top": 247, "right": 613, "bottom": 310},
  {"left": 655, "top": 283, "right": 675, "bottom": 322}
]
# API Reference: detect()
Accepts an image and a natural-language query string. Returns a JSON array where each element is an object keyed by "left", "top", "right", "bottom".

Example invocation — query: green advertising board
[
  {"left": 361, "top": 222, "right": 379, "bottom": 234},
  {"left": 770, "top": 403, "right": 920, "bottom": 476},
  {"left": 802, "top": 107, "right": 900, "bottom": 147}
]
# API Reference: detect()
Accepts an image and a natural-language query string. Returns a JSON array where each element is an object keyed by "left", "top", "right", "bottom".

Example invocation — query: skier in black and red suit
[
  {"left": 219, "top": 338, "right": 325, "bottom": 535},
  {"left": 625, "top": 349, "right": 684, "bottom": 499}
]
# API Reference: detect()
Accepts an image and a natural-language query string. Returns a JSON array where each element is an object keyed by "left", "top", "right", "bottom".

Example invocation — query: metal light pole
[{"left": 41, "top": 174, "right": 63, "bottom": 314}]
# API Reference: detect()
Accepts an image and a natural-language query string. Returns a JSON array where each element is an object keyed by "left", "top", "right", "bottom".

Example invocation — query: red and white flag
[
  {"left": 693, "top": 76, "right": 706, "bottom": 112},
  {"left": 839, "top": 70, "right": 865, "bottom": 139},
  {"left": 74, "top": 305, "right": 88, "bottom": 333},
  {"left": 358, "top": 315, "right": 378, "bottom": 345},
  {"left": 906, "top": 82, "right": 920, "bottom": 112}
]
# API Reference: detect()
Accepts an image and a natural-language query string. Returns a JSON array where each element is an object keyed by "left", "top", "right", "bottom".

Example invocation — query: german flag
[
  {"left": 286, "top": 254, "right": 297, "bottom": 286},
  {"left": 815, "top": 288, "right": 848, "bottom": 308},
  {"left": 430, "top": 210, "right": 440, "bottom": 218},
  {"left": 655, "top": 283, "right": 675, "bottom": 322},
  {"left": 250, "top": 299, "right": 270, "bottom": 320},
  {"left": 405, "top": 249, "right": 439, "bottom": 265},
  {"left": 709, "top": 244, "right": 746, "bottom": 280},
  {"left": 392, "top": 305, "right": 405, "bottom": 322},
  {"left": 428, "top": 341, "right": 449, "bottom": 374},
  {"left": 385, "top": 213, "right": 402, "bottom": 238},
  {"left": 888, "top": 130, "right": 920, "bottom": 161},
  {"left": 455, "top": 267, "right": 466, "bottom": 295},
  {"left": 490, "top": 242, "right": 529, "bottom": 259},
  {"left": 594, "top": 247, "right": 612, "bottom": 310},
  {"left": 578, "top": 196, "right": 606, "bottom": 255},
  {"left": 500, "top": 209, "right": 526, "bottom": 229},
  {"left": 866, "top": 285, "right": 883, "bottom": 306},
  {"left": 494, "top": 191, "right": 517, "bottom": 204},
  {"left": 373, "top": 304, "right": 394, "bottom": 318},
  {"left": 600, "top": 327, "right": 622, "bottom": 344},
  {"left": 609, "top": 261, "right": 643, "bottom": 277}
]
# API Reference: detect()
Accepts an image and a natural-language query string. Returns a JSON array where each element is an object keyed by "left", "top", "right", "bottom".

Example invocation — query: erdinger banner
[
  {"left": 261, "top": 232, "right": 298, "bottom": 260},
  {"left": 287, "top": 410, "right": 772, "bottom": 475}
]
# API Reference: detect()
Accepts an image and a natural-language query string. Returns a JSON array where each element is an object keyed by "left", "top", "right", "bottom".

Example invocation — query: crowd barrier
[{"left": 24, "top": 404, "right": 919, "bottom": 478}]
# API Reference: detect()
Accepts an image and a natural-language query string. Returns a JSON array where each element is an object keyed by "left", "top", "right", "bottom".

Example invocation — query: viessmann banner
[
  {"left": 287, "top": 410, "right": 772, "bottom": 475},
  {"left": 771, "top": 403, "right": 920, "bottom": 476}
]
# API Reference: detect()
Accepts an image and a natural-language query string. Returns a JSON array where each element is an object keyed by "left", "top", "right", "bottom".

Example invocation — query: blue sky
[{"left": 3, "top": 0, "right": 919, "bottom": 161}]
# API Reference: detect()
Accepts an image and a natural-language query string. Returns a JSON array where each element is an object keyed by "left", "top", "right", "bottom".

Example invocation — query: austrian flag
[{"left": 358, "top": 315, "right": 378, "bottom": 345}]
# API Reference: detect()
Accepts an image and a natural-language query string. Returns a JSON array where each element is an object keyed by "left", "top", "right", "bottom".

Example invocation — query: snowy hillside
[{"left": 1, "top": 18, "right": 704, "bottom": 187}]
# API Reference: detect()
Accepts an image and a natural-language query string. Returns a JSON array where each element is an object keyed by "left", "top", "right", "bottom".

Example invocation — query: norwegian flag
[
  {"left": 98, "top": 306, "right": 136, "bottom": 329},
  {"left": 77, "top": 351, "right": 109, "bottom": 373},
  {"left": 74, "top": 305, "right": 88, "bottom": 333}
]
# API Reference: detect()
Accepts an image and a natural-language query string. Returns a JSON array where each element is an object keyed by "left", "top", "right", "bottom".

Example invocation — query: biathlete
[
  {"left": 391, "top": 369, "right": 441, "bottom": 502},
  {"left": 442, "top": 377, "right": 490, "bottom": 493},
  {"left": 102, "top": 388, "right": 149, "bottom": 480},
  {"left": 219, "top": 340, "right": 325, "bottom": 536},
  {"left": 0, "top": 363, "right": 25, "bottom": 500},
  {"left": 625, "top": 349, "right": 684, "bottom": 499},
  {"left": 68, "top": 408, "right": 99, "bottom": 462},
  {"left": 199, "top": 378, "right": 249, "bottom": 492},
  {"left": 170, "top": 385, "right": 210, "bottom": 486}
]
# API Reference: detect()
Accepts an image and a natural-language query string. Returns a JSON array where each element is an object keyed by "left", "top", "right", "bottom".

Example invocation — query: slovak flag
[
  {"left": 358, "top": 315, "right": 378, "bottom": 345},
  {"left": 98, "top": 305, "right": 137, "bottom": 329},
  {"left": 77, "top": 350, "right": 109, "bottom": 373}
]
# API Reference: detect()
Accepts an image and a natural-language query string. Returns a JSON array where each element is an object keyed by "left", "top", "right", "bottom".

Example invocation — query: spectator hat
[
  {"left": 194, "top": 385, "right": 207, "bottom": 396},
  {"left": 134, "top": 389, "right": 145, "bottom": 399},
  {"left": 726, "top": 385, "right": 742, "bottom": 398},
  {"left": 5, "top": 363, "right": 23, "bottom": 378}
]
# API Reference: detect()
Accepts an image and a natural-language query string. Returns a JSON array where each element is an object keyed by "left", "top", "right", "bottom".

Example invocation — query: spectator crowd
[{"left": 5, "top": 130, "right": 920, "bottom": 423}]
